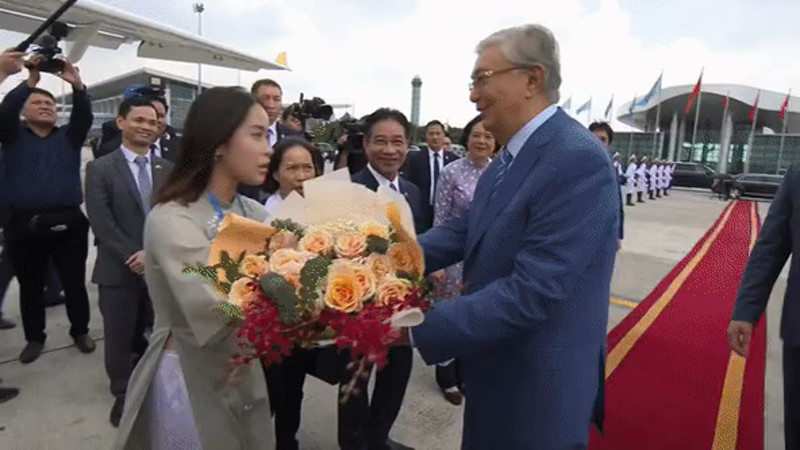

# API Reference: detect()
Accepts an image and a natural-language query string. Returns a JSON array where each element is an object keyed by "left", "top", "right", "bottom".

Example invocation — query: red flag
[
  {"left": 749, "top": 91, "right": 760, "bottom": 122},
  {"left": 722, "top": 95, "right": 728, "bottom": 109},
  {"left": 684, "top": 72, "right": 703, "bottom": 114},
  {"left": 779, "top": 92, "right": 791, "bottom": 120}
]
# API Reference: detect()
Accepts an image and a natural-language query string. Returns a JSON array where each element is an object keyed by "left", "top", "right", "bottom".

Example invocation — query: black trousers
[
  {"left": 785, "top": 345, "right": 800, "bottom": 450},
  {"left": 266, "top": 348, "right": 323, "bottom": 450},
  {"left": 6, "top": 208, "right": 90, "bottom": 343},
  {"left": 98, "top": 282, "right": 153, "bottom": 398},
  {"left": 435, "top": 359, "right": 461, "bottom": 390},
  {"left": 338, "top": 346, "right": 413, "bottom": 450},
  {"left": 0, "top": 246, "right": 62, "bottom": 313}
]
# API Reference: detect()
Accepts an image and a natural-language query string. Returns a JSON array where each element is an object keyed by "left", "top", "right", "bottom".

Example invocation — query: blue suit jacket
[
  {"left": 733, "top": 164, "right": 800, "bottom": 345},
  {"left": 412, "top": 109, "right": 619, "bottom": 449}
]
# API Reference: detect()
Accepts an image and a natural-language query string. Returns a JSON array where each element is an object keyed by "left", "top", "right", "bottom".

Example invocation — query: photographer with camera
[
  {"left": 0, "top": 53, "right": 95, "bottom": 364},
  {"left": 333, "top": 118, "right": 368, "bottom": 175},
  {"left": 94, "top": 84, "right": 180, "bottom": 161}
]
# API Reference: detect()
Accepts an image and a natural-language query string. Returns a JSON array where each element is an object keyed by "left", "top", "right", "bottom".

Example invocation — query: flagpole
[
  {"left": 628, "top": 94, "right": 636, "bottom": 155},
  {"left": 745, "top": 90, "right": 760, "bottom": 174},
  {"left": 720, "top": 90, "right": 730, "bottom": 173},
  {"left": 777, "top": 89, "right": 791, "bottom": 174},
  {"left": 651, "top": 70, "right": 663, "bottom": 159},
  {"left": 690, "top": 67, "right": 704, "bottom": 155}
]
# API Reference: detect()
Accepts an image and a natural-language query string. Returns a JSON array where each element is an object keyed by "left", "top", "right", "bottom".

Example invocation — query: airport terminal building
[
  {"left": 611, "top": 84, "right": 800, "bottom": 174},
  {"left": 56, "top": 68, "right": 213, "bottom": 137}
]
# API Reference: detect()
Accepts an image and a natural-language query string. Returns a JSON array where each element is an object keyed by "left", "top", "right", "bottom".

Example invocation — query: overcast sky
[{"left": 0, "top": 0, "right": 798, "bottom": 130}]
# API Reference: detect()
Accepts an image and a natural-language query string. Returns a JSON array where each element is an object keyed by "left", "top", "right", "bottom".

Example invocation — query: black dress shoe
[
  {"left": 0, "top": 386, "right": 19, "bottom": 404},
  {"left": 0, "top": 317, "right": 15, "bottom": 330},
  {"left": 19, "top": 342, "right": 44, "bottom": 364},
  {"left": 442, "top": 388, "right": 464, "bottom": 406},
  {"left": 74, "top": 334, "right": 96, "bottom": 354},
  {"left": 110, "top": 397, "right": 124, "bottom": 427}
]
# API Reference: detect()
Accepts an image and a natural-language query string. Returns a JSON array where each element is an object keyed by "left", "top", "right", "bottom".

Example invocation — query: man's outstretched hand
[{"left": 727, "top": 320, "right": 754, "bottom": 358}]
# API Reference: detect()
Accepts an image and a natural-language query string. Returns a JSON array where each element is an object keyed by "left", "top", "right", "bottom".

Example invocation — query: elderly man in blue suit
[{"left": 395, "top": 24, "right": 619, "bottom": 449}]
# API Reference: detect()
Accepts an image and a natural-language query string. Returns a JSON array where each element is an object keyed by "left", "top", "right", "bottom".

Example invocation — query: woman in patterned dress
[{"left": 430, "top": 115, "right": 496, "bottom": 404}]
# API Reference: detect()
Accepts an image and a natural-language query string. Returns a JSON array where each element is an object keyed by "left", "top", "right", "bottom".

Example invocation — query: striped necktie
[{"left": 491, "top": 147, "right": 513, "bottom": 195}]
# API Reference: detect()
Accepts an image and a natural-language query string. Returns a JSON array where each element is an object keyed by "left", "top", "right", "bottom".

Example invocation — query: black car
[
  {"left": 671, "top": 162, "right": 717, "bottom": 188},
  {"left": 730, "top": 173, "right": 783, "bottom": 199}
]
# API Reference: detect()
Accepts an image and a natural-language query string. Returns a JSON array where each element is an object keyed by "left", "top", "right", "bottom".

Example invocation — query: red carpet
[{"left": 590, "top": 201, "right": 766, "bottom": 450}]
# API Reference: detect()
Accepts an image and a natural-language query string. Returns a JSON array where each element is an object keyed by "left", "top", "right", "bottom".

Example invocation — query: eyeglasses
[{"left": 469, "top": 66, "right": 525, "bottom": 91}]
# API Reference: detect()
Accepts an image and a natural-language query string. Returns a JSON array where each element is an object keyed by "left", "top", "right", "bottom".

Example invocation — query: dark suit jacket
[
  {"left": 604, "top": 149, "right": 625, "bottom": 240},
  {"left": 238, "top": 123, "right": 307, "bottom": 202},
  {"left": 85, "top": 149, "right": 173, "bottom": 286},
  {"left": 94, "top": 121, "right": 180, "bottom": 162},
  {"left": 412, "top": 109, "right": 617, "bottom": 448},
  {"left": 401, "top": 147, "right": 459, "bottom": 231},
  {"left": 733, "top": 164, "right": 800, "bottom": 345},
  {"left": 351, "top": 168, "right": 427, "bottom": 235}
]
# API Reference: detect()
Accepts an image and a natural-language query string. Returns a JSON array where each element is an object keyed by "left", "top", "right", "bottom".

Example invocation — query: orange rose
[
  {"left": 228, "top": 277, "right": 259, "bottom": 309},
  {"left": 239, "top": 254, "right": 269, "bottom": 278},
  {"left": 375, "top": 276, "right": 412, "bottom": 307},
  {"left": 365, "top": 253, "right": 392, "bottom": 280},
  {"left": 269, "top": 249, "right": 309, "bottom": 274},
  {"left": 268, "top": 230, "right": 300, "bottom": 253},
  {"left": 359, "top": 221, "right": 390, "bottom": 240},
  {"left": 350, "top": 263, "right": 377, "bottom": 301},
  {"left": 299, "top": 230, "right": 334, "bottom": 255},
  {"left": 334, "top": 232, "right": 367, "bottom": 259},
  {"left": 387, "top": 243, "right": 416, "bottom": 274},
  {"left": 324, "top": 273, "right": 364, "bottom": 313}
]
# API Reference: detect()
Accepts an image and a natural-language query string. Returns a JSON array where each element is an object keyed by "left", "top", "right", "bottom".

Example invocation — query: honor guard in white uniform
[
  {"left": 625, "top": 154, "right": 638, "bottom": 206},
  {"left": 636, "top": 156, "right": 649, "bottom": 203}
]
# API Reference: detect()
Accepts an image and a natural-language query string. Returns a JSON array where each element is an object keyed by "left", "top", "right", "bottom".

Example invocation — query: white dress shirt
[
  {"left": 367, "top": 164, "right": 400, "bottom": 192},
  {"left": 268, "top": 122, "right": 278, "bottom": 147},
  {"left": 264, "top": 192, "right": 283, "bottom": 216},
  {"left": 428, "top": 148, "right": 444, "bottom": 204},
  {"left": 120, "top": 145, "right": 152, "bottom": 190}
]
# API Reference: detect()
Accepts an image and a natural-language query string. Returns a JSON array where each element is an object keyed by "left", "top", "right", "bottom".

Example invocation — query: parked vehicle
[
  {"left": 671, "top": 162, "right": 717, "bottom": 188},
  {"left": 730, "top": 173, "right": 783, "bottom": 199}
]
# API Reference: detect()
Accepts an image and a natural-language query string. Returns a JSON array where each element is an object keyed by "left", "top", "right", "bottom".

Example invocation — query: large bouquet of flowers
[{"left": 184, "top": 170, "right": 430, "bottom": 401}]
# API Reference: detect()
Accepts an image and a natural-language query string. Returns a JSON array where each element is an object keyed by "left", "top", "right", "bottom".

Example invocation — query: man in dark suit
[
  {"left": 85, "top": 96, "right": 173, "bottom": 427},
  {"left": 401, "top": 120, "right": 459, "bottom": 231},
  {"left": 240, "top": 79, "right": 304, "bottom": 202},
  {"left": 728, "top": 164, "right": 800, "bottom": 450},
  {"left": 339, "top": 108, "right": 424, "bottom": 450},
  {"left": 94, "top": 85, "right": 180, "bottom": 162},
  {"left": 590, "top": 121, "right": 624, "bottom": 251}
]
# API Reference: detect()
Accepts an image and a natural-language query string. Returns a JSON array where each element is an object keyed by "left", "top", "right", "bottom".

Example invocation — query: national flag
[
  {"left": 561, "top": 96, "right": 572, "bottom": 111},
  {"left": 576, "top": 98, "right": 592, "bottom": 115},
  {"left": 779, "top": 91, "right": 791, "bottom": 120},
  {"left": 684, "top": 70, "right": 703, "bottom": 115},
  {"left": 634, "top": 73, "right": 662, "bottom": 108},
  {"left": 749, "top": 90, "right": 760, "bottom": 122},
  {"left": 275, "top": 51, "right": 288, "bottom": 67},
  {"left": 604, "top": 95, "right": 614, "bottom": 120},
  {"left": 722, "top": 94, "right": 728, "bottom": 109}
]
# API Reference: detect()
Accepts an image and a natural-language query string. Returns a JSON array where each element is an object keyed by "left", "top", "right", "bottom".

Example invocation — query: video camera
[
  {"left": 16, "top": 0, "right": 78, "bottom": 74},
  {"left": 286, "top": 93, "right": 334, "bottom": 130}
]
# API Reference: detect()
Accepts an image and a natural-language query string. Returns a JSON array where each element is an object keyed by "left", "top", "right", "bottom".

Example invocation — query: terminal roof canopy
[
  {"left": 618, "top": 84, "right": 800, "bottom": 134},
  {"left": 0, "top": 0, "right": 288, "bottom": 72}
]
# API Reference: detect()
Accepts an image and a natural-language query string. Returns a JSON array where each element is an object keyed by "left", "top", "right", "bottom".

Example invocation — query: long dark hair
[
  {"left": 154, "top": 87, "right": 257, "bottom": 205},
  {"left": 263, "top": 137, "right": 322, "bottom": 195}
]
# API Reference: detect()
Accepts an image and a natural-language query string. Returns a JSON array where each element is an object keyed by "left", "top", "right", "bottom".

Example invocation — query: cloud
[{"left": 0, "top": 0, "right": 796, "bottom": 132}]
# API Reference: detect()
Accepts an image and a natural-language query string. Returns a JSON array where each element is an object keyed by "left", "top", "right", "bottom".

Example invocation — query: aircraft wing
[{"left": 0, "top": 0, "right": 288, "bottom": 71}]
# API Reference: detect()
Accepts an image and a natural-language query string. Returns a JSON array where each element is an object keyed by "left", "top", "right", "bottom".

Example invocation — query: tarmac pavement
[{"left": 0, "top": 162, "right": 786, "bottom": 449}]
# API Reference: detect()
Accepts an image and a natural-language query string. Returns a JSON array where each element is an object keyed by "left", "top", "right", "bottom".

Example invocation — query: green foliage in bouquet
[
  {"left": 259, "top": 272, "right": 301, "bottom": 323},
  {"left": 366, "top": 235, "right": 390, "bottom": 255},
  {"left": 183, "top": 249, "right": 246, "bottom": 295},
  {"left": 271, "top": 218, "right": 305, "bottom": 238},
  {"left": 298, "top": 255, "right": 332, "bottom": 307}
]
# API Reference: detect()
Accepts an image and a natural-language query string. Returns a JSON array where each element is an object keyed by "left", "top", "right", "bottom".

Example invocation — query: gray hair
[{"left": 476, "top": 24, "right": 562, "bottom": 104}]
